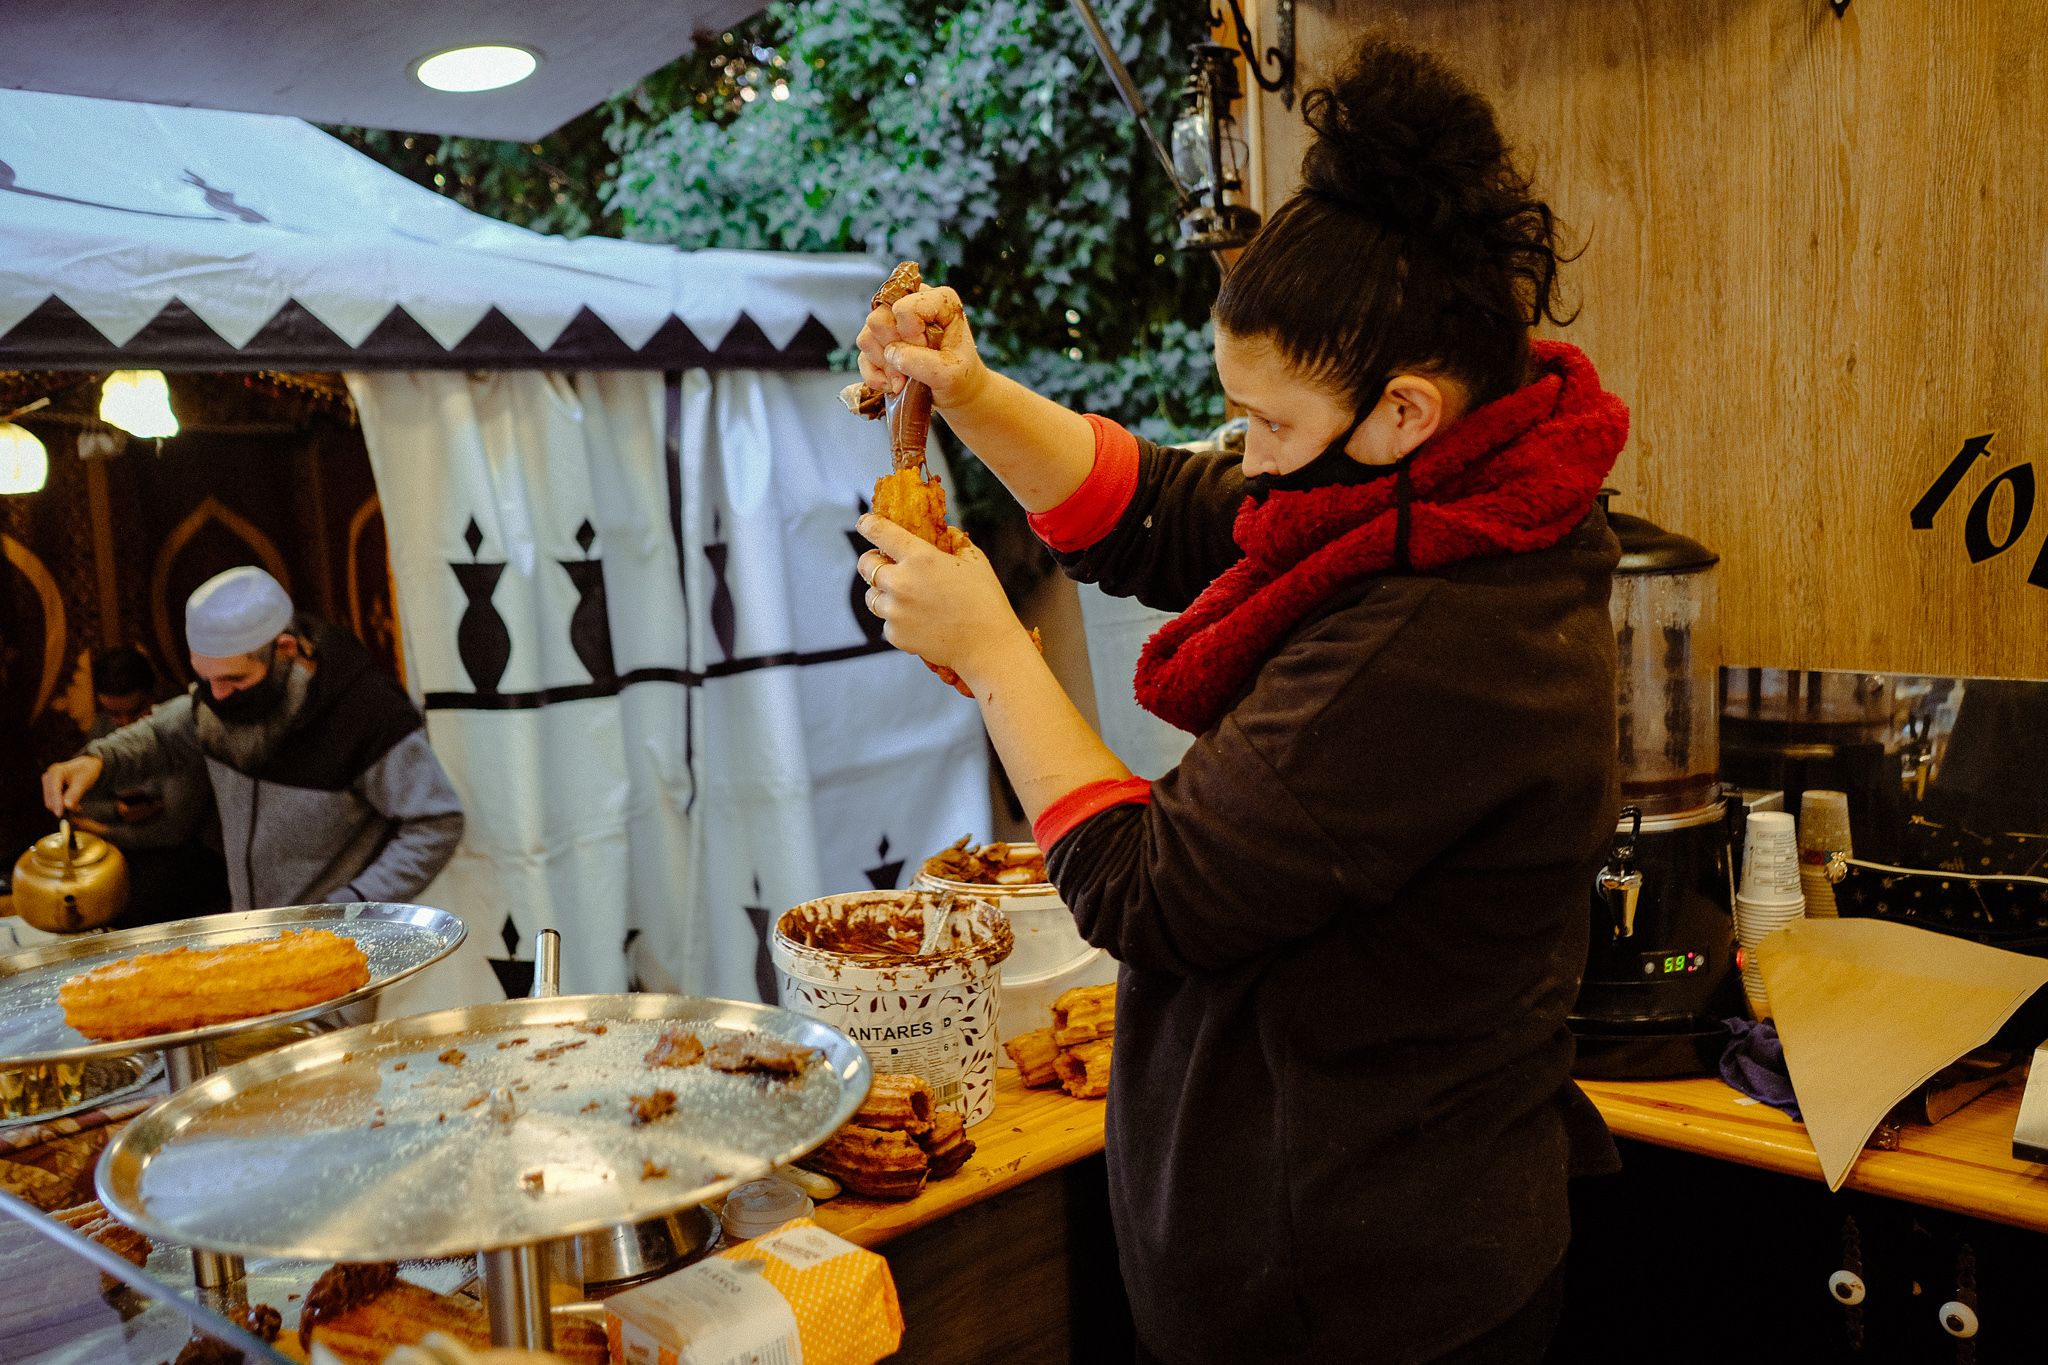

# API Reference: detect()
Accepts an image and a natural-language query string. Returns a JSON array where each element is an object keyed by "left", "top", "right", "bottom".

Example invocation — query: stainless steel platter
[
  {"left": 98, "top": 993, "right": 871, "bottom": 1261},
  {"left": 0, "top": 903, "right": 466, "bottom": 1067},
  {"left": 0, "top": 1052, "right": 163, "bottom": 1131}
]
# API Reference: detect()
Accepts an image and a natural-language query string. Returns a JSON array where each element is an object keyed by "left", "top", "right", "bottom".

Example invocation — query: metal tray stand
[{"left": 99, "top": 992, "right": 869, "bottom": 1349}]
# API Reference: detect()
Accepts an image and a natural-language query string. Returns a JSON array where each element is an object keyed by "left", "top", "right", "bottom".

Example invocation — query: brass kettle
[{"left": 11, "top": 820, "right": 129, "bottom": 933}]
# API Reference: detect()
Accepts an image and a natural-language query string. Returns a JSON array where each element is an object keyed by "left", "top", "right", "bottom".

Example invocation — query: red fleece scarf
[{"left": 1134, "top": 340, "right": 1628, "bottom": 735}]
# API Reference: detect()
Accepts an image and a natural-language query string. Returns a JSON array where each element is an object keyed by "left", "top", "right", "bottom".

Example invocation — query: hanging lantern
[
  {"left": 0, "top": 423, "right": 49, "bottom": 495},
  {"left": 99, "top": 370, "right": 180, "bottom": 439},
  {"left": 1172, "top": 43, "right": 1261, "bottom": 252}
]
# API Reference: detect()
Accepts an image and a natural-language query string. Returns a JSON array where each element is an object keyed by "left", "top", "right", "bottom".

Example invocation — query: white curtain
[{"left": 349, "top": 368, "right": 990, "bottom": 1012}]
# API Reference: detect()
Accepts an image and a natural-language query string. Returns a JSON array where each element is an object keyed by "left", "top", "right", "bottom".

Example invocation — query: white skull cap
[{"left": 186, "top": 566, "right": 294, "bottom": 659}]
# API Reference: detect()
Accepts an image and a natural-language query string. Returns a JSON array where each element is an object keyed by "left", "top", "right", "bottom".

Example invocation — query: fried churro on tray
[{"left": 58, "top": 929, "right": 370, "bottom": 1041}]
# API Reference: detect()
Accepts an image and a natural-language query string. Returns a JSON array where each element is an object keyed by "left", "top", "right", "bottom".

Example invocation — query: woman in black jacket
[{"left": 856, "top": 36, "right": 1627, "bottom": 1364}]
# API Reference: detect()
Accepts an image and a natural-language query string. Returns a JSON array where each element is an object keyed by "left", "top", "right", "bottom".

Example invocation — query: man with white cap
[{"left": 41, "top": 566, "right": 464, "bottom": 912}]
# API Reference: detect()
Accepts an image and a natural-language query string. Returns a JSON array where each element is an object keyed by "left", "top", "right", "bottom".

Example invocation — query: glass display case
[{"left": 0, "top": 1188, "right": 289, "bottom": 1364}]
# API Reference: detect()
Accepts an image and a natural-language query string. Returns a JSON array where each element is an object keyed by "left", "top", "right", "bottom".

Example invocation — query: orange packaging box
[{"left": 605, "top": 1218, "right": 903, "bottom": 1365}]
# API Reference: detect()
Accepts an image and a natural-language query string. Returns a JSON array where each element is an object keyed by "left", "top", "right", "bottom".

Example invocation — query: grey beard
[{"left": 193, "top": 663, "right": 312, "bottom": 770}]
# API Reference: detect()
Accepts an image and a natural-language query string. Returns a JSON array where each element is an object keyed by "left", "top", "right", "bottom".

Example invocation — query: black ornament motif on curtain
[
  {"left": 865, "top": 835, "right": 904, "bottom": 890},
  {"left": 561, "top": 519, "right": 618, "bottom": 686},
  {"left": 846, "top": 496, "right": 884, "bottom": 645},
  {"left": 488, "top": 910, "right": 534, "bottom": 998},
  {"left": 623, "top": 928, "right": 644, "bottom": 993},
  {"left": 742, "top": 873, "right": 779, "bottom": 1004},
  {"left": 427, "top": 484, "right": 898, "bottom": 712},
  {"left": 705, "top": 507, "right": 737, "bottom": 663},
  {"left": 452, "top": 517, "right": 511, "bottom": 695}
]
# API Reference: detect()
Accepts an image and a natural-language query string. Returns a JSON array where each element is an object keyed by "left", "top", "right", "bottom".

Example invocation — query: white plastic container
[
  {"left": 913, "top": 843, "right": 1118, "bottom": 1061},
  {"left": 719, "top": 1176, "right": 815, "bottom": 1244},
  {"left": 772, "top": 890, "right": 1012, "bottom": 1125}
]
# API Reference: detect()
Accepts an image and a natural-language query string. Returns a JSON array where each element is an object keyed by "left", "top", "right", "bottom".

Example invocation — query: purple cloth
[{"left": 1720, "top": 1017, "right": 1802, "bottom": 1121}]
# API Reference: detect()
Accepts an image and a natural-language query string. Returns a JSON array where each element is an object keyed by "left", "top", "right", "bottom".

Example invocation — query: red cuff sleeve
[
  {"left": 1034, "top": 775, "right": 1153, "bottom": 851},
  {"left": 1027, "top": 414, "right": 1141, "bottom": 553}
]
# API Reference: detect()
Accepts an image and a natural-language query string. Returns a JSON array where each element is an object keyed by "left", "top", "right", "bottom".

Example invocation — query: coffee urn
[{"left": 1569, "top": 496, "right": 1747, "bottom": 1079}]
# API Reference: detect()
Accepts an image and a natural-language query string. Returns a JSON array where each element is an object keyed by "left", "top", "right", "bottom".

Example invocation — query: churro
[{"left": 58, "top": 929, "right": 369, "bottom": 1041}]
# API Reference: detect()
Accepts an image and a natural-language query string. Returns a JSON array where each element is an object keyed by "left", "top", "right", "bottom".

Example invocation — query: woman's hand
[
  {"left": 857, "top": 515, "right": 1032, "bottom": 692},
  {"left": 855, "top": 285, "right": 989, "bottom": 412}
]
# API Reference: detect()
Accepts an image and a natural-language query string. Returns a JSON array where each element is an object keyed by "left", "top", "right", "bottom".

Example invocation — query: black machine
[{"left": 1570, "top": 498, "right": 1748, "bottom": 1079}]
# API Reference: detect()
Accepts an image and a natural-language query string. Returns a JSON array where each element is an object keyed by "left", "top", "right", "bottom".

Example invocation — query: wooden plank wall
[{"left": 1240, "top": 0, "right": 2048, "bottom": 678}]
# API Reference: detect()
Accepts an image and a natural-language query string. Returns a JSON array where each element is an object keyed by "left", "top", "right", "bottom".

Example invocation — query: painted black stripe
[
  {"left": 663, "top": 370, "right": 696, "bottom": 811},
  {"left": 421, "top": 641, "right": 896, "bottom": 711}
]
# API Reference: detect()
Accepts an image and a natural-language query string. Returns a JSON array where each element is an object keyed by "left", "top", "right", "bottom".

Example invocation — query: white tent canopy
[
  {"left": 0, "top": 87, "right": 878, "bottom": 371},
  {"left": 0, "top": 88, "right": 993, "bottom": 1009}
]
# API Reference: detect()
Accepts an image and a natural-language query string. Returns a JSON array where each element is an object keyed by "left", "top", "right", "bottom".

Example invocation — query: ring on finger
[{"left": 865, "top": 586, "right": 883, "bottom": 614}]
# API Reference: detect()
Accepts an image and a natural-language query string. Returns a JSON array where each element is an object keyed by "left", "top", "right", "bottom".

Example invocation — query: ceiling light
[
  {"left": 99, "top": 370, "right": 180, "bottom": 439},
  {"left": 0, "top": 423, "right": 48, "bottom": 495},
  {"left": 413, "top": 45, "right": 541, "bottom": 94}
]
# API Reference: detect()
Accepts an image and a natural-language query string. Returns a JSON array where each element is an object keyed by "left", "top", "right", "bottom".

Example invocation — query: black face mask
[
  {"left": 196, "top": 651, "right": 290, "bottom": 725},
  {"left": 1244, "top": 408, "right": 1398, "bottom": 502},
  {"left": 1243, "top": 401, "right": 1420, "bottom": 569}
]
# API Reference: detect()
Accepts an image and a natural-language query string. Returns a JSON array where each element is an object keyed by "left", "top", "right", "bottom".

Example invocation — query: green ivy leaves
[
  {"left": 602, "top": 0, "right": 1224, "bottom": 447},
  {"left": 334, "top": 0, "right": 1228, "bottom": 583}
]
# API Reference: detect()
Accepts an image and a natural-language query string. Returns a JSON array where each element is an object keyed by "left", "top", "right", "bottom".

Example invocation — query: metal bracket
[{"left": 1211, "top": 0, "right": 1295, "bottom": 108}]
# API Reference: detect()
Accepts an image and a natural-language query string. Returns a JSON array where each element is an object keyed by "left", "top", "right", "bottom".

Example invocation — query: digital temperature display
[{"left": 1639, "top": 950, "right": 1706, "bottom": 977}]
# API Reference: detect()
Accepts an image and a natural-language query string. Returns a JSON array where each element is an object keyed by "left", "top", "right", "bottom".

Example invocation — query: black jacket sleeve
[{"left": 1053, "top": 437, "right": 1247, "bottom": 613}]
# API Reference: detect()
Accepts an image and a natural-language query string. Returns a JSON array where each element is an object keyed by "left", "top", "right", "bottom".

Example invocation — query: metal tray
[
  {"left": 0, "top": 903, "right": 466, "bottom": 1068},
  {"left": 0, "top": 1052, "right": 163, "bottom": 1131},
  {"left": 98, "top": 993, "right": 870, "bottom": 1261}
]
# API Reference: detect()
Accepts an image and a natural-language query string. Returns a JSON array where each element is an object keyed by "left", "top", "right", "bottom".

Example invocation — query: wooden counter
[
  {"left": 810, "top": 1070, "right": 1123, "bottom": 1364},
  {"left": 811, "top": 1068, "right": 1108, "bottom": 1248},
  {"left": 805, "top": 1065, "right": 2048, "bottom": 1360},
  {"left": 813, "top": 1065, "right": 2048, "bottom": 1246},
  {"left": 1581, "top": 1073, "right": 2048, "bottom": 1235}
]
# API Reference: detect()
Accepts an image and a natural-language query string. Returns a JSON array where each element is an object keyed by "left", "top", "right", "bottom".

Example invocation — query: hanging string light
[
  {"left": 99, "top": 370, "right": 180, "bottom": 439},
  {"left": 0, "top": 421, "right": 49, "bottom": 494}
]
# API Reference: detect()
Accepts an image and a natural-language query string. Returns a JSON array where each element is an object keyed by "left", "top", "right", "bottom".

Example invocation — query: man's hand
[{"left": 41, "top": 756, "right": 104, "bottom": 818}]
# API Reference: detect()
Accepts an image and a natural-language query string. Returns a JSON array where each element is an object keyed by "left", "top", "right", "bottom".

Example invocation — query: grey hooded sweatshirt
[{"left": 85, "top": 623, "right": 463, "bottom": 910}]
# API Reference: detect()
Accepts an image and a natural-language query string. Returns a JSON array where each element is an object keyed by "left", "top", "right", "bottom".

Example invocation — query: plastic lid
[
  {"left": 1598, "top": 490, "right": 1719, "bottom": 574},
  {"left": 719, "top": 1177, "right": 814, "bottom": 1241}
]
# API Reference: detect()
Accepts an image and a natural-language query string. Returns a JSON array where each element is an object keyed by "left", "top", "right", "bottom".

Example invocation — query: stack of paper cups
[
  {"left": 1735, "top": 810, "right": 1805, "bottom": 1019},
  {"left": 1798, "top": 789, "right": 1852, "bottom": 920}
]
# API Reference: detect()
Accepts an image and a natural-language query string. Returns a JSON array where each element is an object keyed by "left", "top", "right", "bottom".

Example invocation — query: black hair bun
[{"left": 1299, "top": 37, "right": 1515, "bottom": 241}]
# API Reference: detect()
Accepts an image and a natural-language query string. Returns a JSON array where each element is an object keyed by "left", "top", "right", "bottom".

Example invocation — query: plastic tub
[
  {"left": 719, "top": 1176, "right": 815, "bottom": 1243},
  {"left": 913, "top": 843, "right": 1118, "bottom": 1060},
  {"left": 772, "top": 891, "right": 1012, "bottom": 1125}
]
